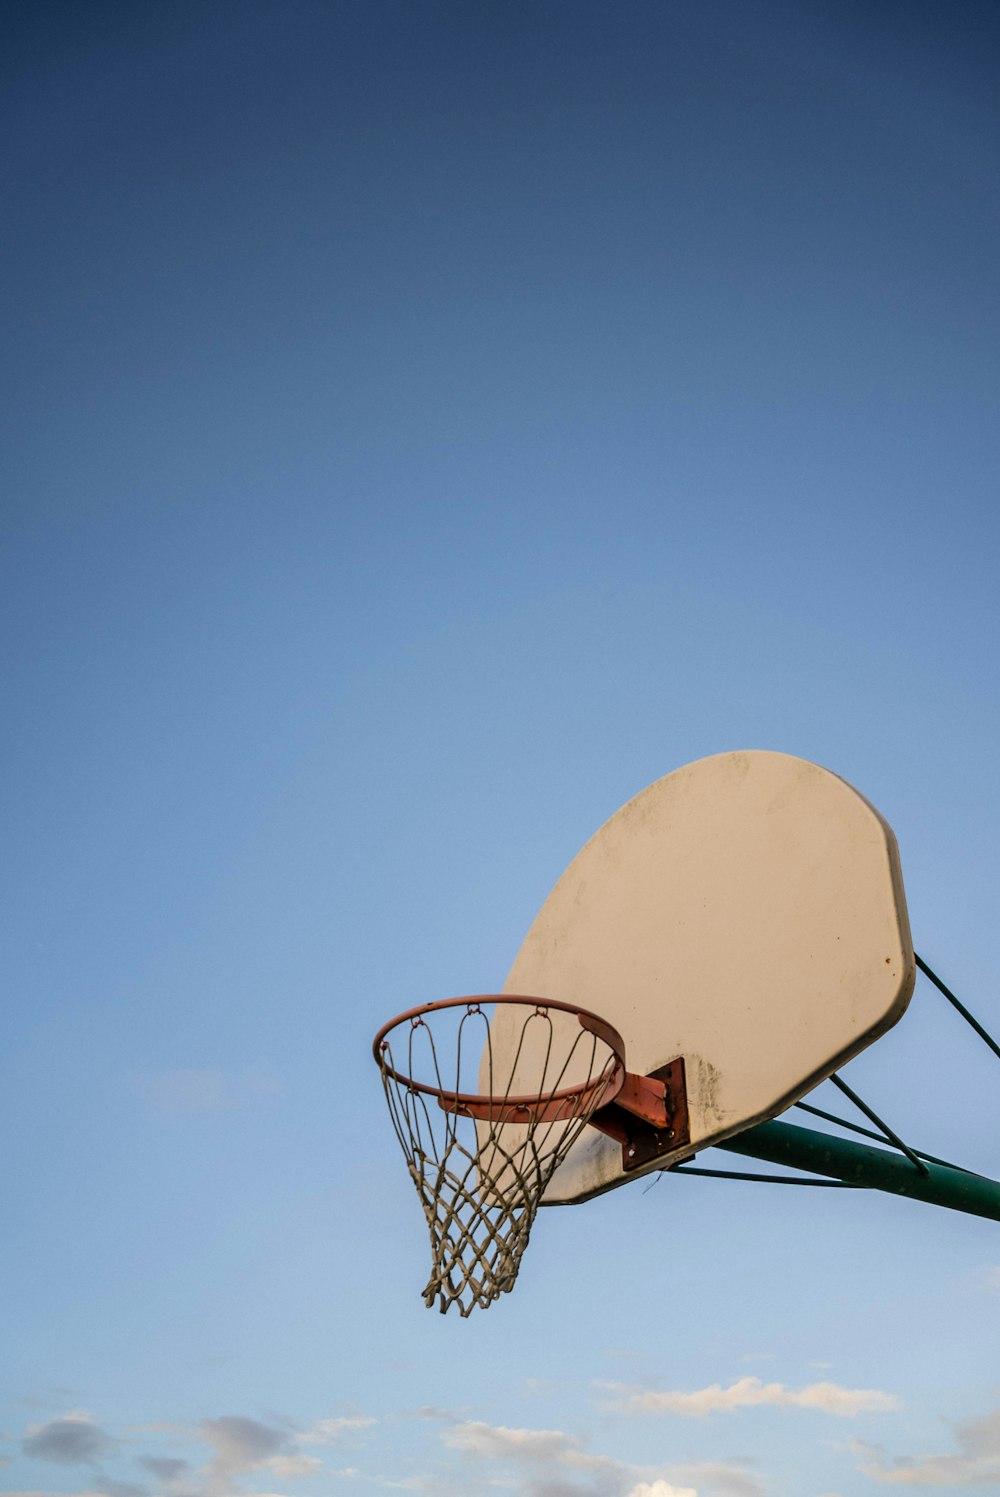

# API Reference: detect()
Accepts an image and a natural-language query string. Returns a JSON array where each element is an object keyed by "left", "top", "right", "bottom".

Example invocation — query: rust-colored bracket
[{"left": 589, "top": 1057, "right": 690, "bottom": 1171}]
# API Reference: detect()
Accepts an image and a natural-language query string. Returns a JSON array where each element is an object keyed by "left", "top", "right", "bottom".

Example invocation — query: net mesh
[{"left": 375, "top": 1000, "right": 620, "bottom": 1316}]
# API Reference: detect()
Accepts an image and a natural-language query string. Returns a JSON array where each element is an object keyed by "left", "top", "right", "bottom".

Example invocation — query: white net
[{"left": 375, "top": 999, "right": 621, "bottom": 1315}]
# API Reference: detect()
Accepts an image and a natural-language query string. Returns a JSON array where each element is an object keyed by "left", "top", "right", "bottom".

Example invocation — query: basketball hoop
[
  {"left": 371, "top": 754, "right": 1000, "bottom": 1316},
  {"left": 373, "top": 996, "right": 627, "bottom": 1316}
]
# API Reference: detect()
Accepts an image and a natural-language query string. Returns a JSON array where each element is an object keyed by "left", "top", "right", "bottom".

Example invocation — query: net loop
[{"left": 373, "top": 995, "right": 625, "bottom": 1315}]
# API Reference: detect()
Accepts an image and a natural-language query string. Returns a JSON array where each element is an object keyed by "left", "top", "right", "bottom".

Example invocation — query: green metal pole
[{"left": 716, "top": 1118, "right": 1000, "bottom": 1223}]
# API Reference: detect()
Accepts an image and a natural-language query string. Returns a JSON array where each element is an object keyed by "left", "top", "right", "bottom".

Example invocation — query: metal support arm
[{"left": 715, "top": 1118, "right": 1000, "bottom": 1223}]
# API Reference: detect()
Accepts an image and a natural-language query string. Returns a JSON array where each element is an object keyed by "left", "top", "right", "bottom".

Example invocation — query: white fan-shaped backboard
[{"left": 490, "top": 751, "right": 914, "bottom": 1204}]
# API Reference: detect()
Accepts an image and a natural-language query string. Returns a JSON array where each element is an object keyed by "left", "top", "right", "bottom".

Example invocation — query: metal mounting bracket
[{"left": 589, "top": 1057, "right": 690, "bottom": 1171}]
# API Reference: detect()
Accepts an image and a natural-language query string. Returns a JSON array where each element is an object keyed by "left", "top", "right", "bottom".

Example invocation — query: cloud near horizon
[
  {"left": 300, "top": 1415, "right": 375, "bottom": 1444},
  {"left": 628, "top": 1483, "right": 698, "bottom": 1497},
  {"left": 602, "top": 1375, "right": 901, "bottom": 1418},
  {"left": 854, "top": 1404, "right": 1000, "bottom": 1485},
  {"left": 14, "top": 1406, "right": 372, "bottom": 1497},
  {"left": 22, "top": 1413, "right": 117, "bottom": 1465},
  {"left": 441, "top": 1417, "right": 764, "bottom": 1496}
]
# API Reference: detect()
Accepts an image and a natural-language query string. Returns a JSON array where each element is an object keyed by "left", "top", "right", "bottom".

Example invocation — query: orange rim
[{"left": 372, "top": 993, "right": 627, "bottom": 1115}]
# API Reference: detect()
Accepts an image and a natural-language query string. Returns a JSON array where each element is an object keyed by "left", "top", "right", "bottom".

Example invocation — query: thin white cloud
[
  {"left": 133, "top": 1067, "right": 281, "bottom": 1115},
  {"left": 266, "top": 1454, "right": 322, "bottom": 1478},
  {"left": 300, "top": 1416, "right": 375, "bottom": 1444},
  {"left": 444, "top": 1420, "right": 577, "bottom": 1460},
  {"left": 602, "top": 1376, "right": 900, "bottom": 1418}
]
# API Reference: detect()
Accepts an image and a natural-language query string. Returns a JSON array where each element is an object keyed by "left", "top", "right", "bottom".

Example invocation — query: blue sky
[{"left": 2, "top": 2, "right": 999, "bottom": 1494}]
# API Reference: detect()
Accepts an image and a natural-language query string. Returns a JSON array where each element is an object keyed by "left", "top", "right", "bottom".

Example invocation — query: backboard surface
[{"left": 493, "top": 751, "right": 914, "bottom": 1204}]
